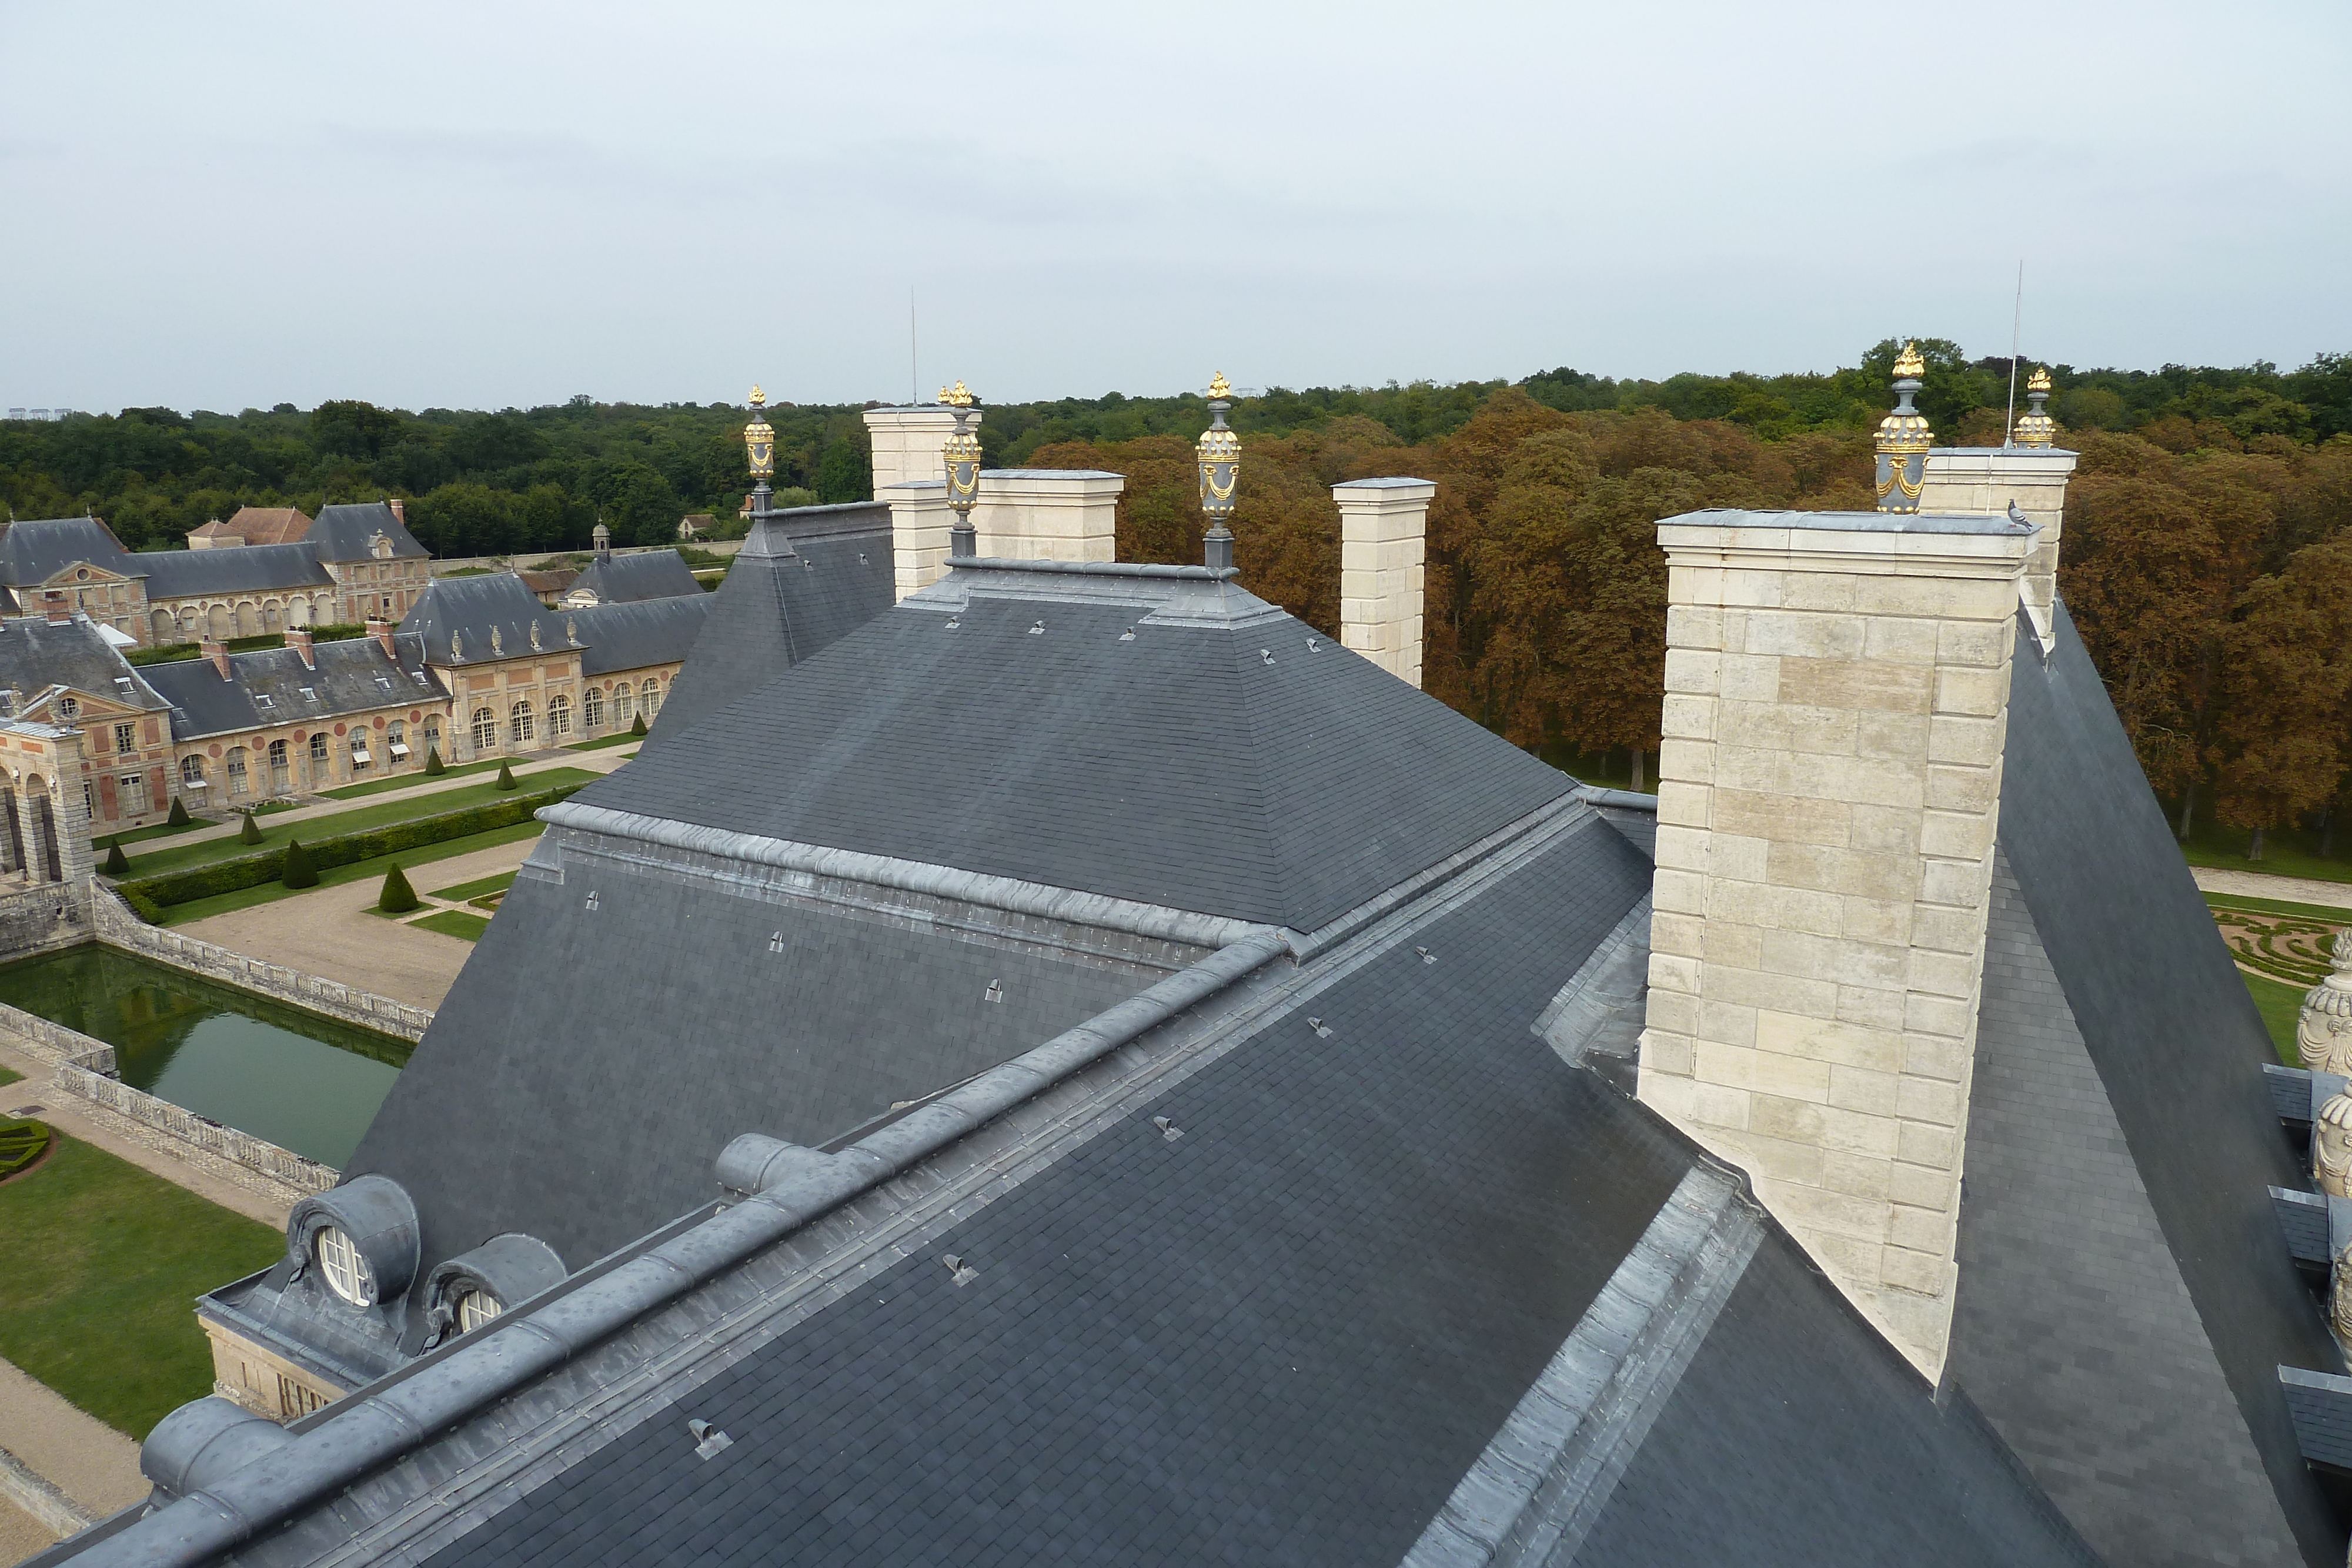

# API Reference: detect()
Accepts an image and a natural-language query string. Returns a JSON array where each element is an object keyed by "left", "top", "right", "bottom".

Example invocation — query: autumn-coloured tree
[{"left": 2210, "top": 534, "right": 2352, "bottom": 856}]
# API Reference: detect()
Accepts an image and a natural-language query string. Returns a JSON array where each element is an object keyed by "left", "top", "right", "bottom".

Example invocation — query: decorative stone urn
[
  {"left": 2316, "top": 1088, "right": 2352, "bottom": 1199},
  {"left": 2299, "top": 930, "right": 2352, "bottom": 1076}
]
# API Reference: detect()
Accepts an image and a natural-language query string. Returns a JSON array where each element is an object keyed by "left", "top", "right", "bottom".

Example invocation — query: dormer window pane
[{"left": 317, "top": 1226, "right": 368, "bottom": 1307}]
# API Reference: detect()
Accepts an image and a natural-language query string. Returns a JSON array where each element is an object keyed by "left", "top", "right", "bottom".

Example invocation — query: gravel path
[{"left": 2191, "top": 867, "right": 2352, "bottom": 912}]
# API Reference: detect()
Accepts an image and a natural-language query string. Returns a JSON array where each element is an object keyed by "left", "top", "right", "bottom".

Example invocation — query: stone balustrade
[
  {"left": 50, "top": 1063, "right": 336, "bottom": 1193},
  {"left": 93, "top": 896, "right": 432, "bottom": 1041}
]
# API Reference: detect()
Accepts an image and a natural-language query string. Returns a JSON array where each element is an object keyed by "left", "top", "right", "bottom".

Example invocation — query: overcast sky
[{"left": 3, "top": 2, "right": 2346, "bottom": 414}]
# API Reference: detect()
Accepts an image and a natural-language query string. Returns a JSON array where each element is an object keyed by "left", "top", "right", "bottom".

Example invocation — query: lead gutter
[{"left": 72, "top": 930, "right": 1292, "bottom": 1568}]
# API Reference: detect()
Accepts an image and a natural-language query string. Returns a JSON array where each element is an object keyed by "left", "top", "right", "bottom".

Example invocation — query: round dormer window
[
  {"left": 57, "top": 697, "right": 78, "bottom": 718},
  {"left": 316, "top": 1225, "right": 368, "bottom": 1306},
  {"left": 454, "top": 1289, "right": 502, "bottom": 1333},
  {"left": 75, "top": 569, "right": 88, "bottom": 581}
]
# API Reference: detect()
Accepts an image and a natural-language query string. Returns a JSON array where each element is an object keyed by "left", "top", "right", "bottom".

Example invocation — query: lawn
[
  {"left": 2206, "top": 891, "right": 2352, "bottom": 922},
  {"left": 91, "top": 817, "right": 218, "bottom": 851},
  {"left": 2177, "top": 815, "right": 2352, "bottom": 886},
  {"left": 316, "top": 758, "right": 503, "bottom": 800},
  {"left": 566, "top": 731, "right": 642, "bottom": 751},
  {"left": 0, "top": 1065, "right": 19, "bottom": 1088},
  {"left": 0, "top": 1132, "right": 282, "bottom": 1437},
  {"left": 2246, "top": 972, "right": 2306, "bottom": 1066},
  {"left": 160, "top": 821, "right": 545, "bottom": 925},
  {"left": 412, "top": 910, "right": 491, "bottom": 942},
  {"left": 428, "top": 870, "right": 517, "bottom": 902},
  {"left": 120, "top": 768, "right": 594, "bottom": 880}
]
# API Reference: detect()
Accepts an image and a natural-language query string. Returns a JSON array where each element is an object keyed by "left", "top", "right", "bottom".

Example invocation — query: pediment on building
[{"left": 41, "top": 560, "right": 135, "bottom": 589}]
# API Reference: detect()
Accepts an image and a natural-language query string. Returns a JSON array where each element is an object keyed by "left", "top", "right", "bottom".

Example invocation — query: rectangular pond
[{"left": 0, "top": 945, "right": 409, "bottom": 1167}]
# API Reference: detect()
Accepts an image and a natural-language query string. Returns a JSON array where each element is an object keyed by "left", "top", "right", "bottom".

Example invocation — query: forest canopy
[{"left": 5, "top": 343, "right": 2348, "bottom": 841}]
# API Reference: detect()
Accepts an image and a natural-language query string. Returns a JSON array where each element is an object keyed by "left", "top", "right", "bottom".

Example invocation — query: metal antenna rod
[
  {"left": 910, "top": 290, "right": 919, "bottom": 407},
  {"left": 2003, "top": 259, "right": 2024, "bottom": 449}
]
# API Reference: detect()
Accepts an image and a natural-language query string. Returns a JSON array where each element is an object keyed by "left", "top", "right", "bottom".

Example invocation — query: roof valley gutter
[{"left": 71, "top": 930, "right": 1292, "bottom": 1568}]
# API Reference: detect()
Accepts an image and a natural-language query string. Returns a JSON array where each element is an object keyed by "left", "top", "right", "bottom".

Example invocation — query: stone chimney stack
[
  {"left": 1639, "top": 505, "right": 2034, "bottom": 1379},
  {"left": 287, "top": 628, "right": 316, "bottom": 670},
  {"left": 1915, "top": 373, "right": 2076, "bottom": 651},
  {"left": 366, "top": 616, "right": 397, "bottom": 660},
  {"left": 1333, "top": 478, "right": 1434, "bottom": 688},
  {"left": 970, "top": 471, "right": 1122, "bottom": 563},
  {"left": 201, "top": 638, "right": 232, "bottom": 680},
  {"left": 863, "top": 404, "right": 974, "bottom": 493},
  {"left": 389, "top": 497, "right": 406, "bottom": 526}
]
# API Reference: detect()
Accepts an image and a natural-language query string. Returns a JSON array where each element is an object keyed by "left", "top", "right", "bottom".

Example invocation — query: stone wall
[
  {"left": 0, "top": 882, "right": 92, "bottom": 966},
  {"left": 50, "top": 1062, "right": 336, "bottom": 1193},
  {"left": 0, "top": 999, "right": 113, "bottom": 1075},
  {"left": 93, "top": 897, "right": 432, "bottom": 1041}
]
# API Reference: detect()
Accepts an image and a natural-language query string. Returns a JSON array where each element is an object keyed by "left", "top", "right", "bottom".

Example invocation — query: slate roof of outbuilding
[
  {"left": 0, "top": 612, "right": 170, "bottom": 711},
  {"left": 1950, "top": 602, "right": 2343, "bottom": 1568},
  {"left": 569, "top": 594, "right": 712, "bottom": 678},
  {"left": 399, "top": 573, "right": 576, "bottom": 667},
  {"left": 132, "top": 543, "right": 335, "bottom": 599},
  {"left": 0, "top": 517, "right": 132, "bottom": 584},
  {"left": 309, "top": 502, "right": 428, "bottom": 562},
  {"left": 569, "top": 549, "right": 703, "bottom": 605},
  {"left": 141, "top": 634, "right": 443, "bottom": 741},
  {"left": 610, "top": 560, "right": 1575, "bottom": 933},
  {"left": 646, "top": 501, "right": 894, "bottom": 740}
]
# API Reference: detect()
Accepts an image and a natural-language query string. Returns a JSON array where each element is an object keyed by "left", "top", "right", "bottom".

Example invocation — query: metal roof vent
[
  {"left": 1415, "top": 947, "right": 1437, "bottom": 965},
  {"left": 1152, "top": 1115, "right": 1184, "bottom": 1142},
  {"left": 801, "top": 557, "right": 814, "bottom": 571},
  {"left": 687, "top": 1419, "right": 733, "bottom": 1460},
  {"left": 944, "top": 616, "right": 960, "bottom": 630},
  {"left": 942, "top": 1254, "right": 978, "bottom": 1286},
  {"left": 1307, "top": 1016, "right": 1332, "bottom": 1039},
  {"left": 857, "top": 552, "right": 868, "bottom": 563},
  {"left": 584, "top": 891, "right": 600, "bottom": 911},
  {"left": 984, "top": 978, "right": 1003, "bottom": 1004},
  {"left": 1259, "top": 649, "right": 1275, "bottom": 666},
  {"left": 1027, "top": 620, "right": 1045, "bottom": 636},
  {"left": 768, "top": 931, "right": 785, "bottom": 953},
  {"left": 1306, "top": 636, "right": 1322, "bottom": 652},
  {"left": 1119, "top": 627, "right": 1136, "bottom": 642}
]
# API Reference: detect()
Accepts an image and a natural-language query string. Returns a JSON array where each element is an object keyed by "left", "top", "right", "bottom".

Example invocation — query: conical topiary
[
  {"left": 102, "top": 837, "right": 129, "bottom": 875},
  {"left": 166, "top": 796, "right": 192, "bottom": 828},
  {"left": 630, "top": 712, "right": 647, "bottom": 737},
  {"left": 280, "top": 837, "right": 318, "bottom": 889},
  {"left": 377, "top": 862, "right": 419, "bottom": 914},
  {"left": 423, "top": 745, "right": 445, "bottom": 776},
  {"left": 239, "top": 810, "right": 264, "bottom": 845},
  {"left": 494, "top": 761, "right": 516, "bottom": 790}
]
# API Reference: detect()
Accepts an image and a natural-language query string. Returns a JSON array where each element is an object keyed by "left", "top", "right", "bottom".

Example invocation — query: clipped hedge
[
  {"left": 0, "top": 1119, "right": 51, "bottom": 1179},
  {"left": 118, "top": 781, "right": 584, "bottom": 915}
]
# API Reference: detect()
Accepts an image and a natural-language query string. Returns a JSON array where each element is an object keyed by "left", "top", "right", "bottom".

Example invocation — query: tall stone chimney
[
  {"left": 201, "top": 638, "right": 233, "bottom": 680},
  {"left": 287, "top": 628, "right": 316, "bottom": 671},
  {"left": 881, "top": 470, "right": 1125, "bottom": 601},
  {"left": 366, "top": 616, "right": 398, "bottom": 660},
  {"left": 389, "top": 497, "right": 406, "bottom": 526},
  {"left": 863, "top": 404, "right": 974, "bottom": 494},
  {"left": 1334, "top": 478, "right": 1434, "bottom": 688},
  {"left": 1916, "top": 375, "right": 2076, "bottom": 651}
]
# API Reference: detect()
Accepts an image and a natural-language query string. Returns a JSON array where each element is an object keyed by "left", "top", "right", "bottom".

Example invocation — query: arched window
[
  {"left": 424, "top": 716, "right": 442, "bottom": 752},
  {"left": 349, "top": 731, "right": 372, "bottom": 771},
  {"left": 263, "top": 601, "right": 282, "bottom": 631},
  {"left": 269, "top": 738, "right": 290, "bottom": 791},
  {"left": 179, "top": 755, "right": 206, "bottom": 788},
  {"left": 471, "top": 707, "right": 497, "bottom": 752},
  {"left": 611, "top": 684, "right": 634, "bottom": 727},
  {"left": 639, "top": 678, "right": 662, "bottom": 718},
  {"left": 387, "top": 720, "right": 407, "bottom": 763},
  {"left": 308, "top": 732, "right": 329, "bottom": 763},
  {"left": 546, "top": 694, "right": 571, "bottom": 738},
  {"left": 455, "top": 1289, "right": 501, "bottom": 1333},
  {"left": 226, "top": 748, "right": 249, "bottom": 797},
  {"left": 207, "top": 604, "right": 232, "bottom": 639},
  {"left": 235, "top": 601, "right": 262, "bottom": 637},
  {"left": 582, "top": 685, "right": 604, "bottom": 729},
  {"left": 316, "top": 1226, "right": 368, "bottom": 1307},
  {"left": 150, "top": 610, "right": 175, "bottom": 643},
  {"left": 510, "top": 700, "right": 534, "bottom": 745},
  {"left": 177, "top": 606, "right": 197, "bottom": 637}
]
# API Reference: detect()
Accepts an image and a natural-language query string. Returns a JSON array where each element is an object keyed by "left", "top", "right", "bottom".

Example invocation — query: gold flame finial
[
  {"left": 1875, "top": 343, "right": 1931, "bottom": 511},
  {"left": 941, "top": 380, "right": 974, "bottom": 408},
  {"left": 748, "top": 385, "right": 766, "bottom": 408},
  {"left": 1207, "top": 372, "right": 1231, "bottom": 400},
  {"left": 2026, "top": 365, "right": 2052, "bottom": 394},
  {"left": 1892, "top": 340, "right": 1925, "bottom": 379},
  {"left": 2014, "top": 366, "right": 2058, "bottom": 449}
]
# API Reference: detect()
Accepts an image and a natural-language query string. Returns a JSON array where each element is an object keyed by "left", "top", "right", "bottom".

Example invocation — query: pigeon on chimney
[{"left": 2007, "top": 500, "right": 2031, "bottom": 529}]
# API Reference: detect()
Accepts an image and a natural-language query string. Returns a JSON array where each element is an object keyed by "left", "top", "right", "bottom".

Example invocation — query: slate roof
[
  {"left": 308, "top": 502, "right": 427, "bottom": 563},
  {"left": 646, "top": 501, "right": 894, "bottom": 741},
  {"left": 613, "top": 560, "right": 1575, "bottom": 933},
  {"left": 0, "top": 613, "right": 170, "bottom": 711},
  {"left": 132, "top": 543, "right": 335, "bottom": 599},
  {"left": 1949, "top": 601, "right": 2343, "bottom": 1568},
  {"left": 193, "top": 507, "right": 313, "bottom": 546},
  {"left": 569, "top": 594, "right": 712, "bottom": 678},
  {"left": 399, "top": 573, "right": 576, "bottom": 666},
  {"left": 568, "top": 549, "right": 702, "bottom": 604},
  {"left": 76, "top": 800, "right": 2102, "bottom": 1568},
  {"left": 0, "top": 517, "right": 131, "bottom": 584},
  {"left": 141, "top": 634, "right": 443, "bottom": 741}
]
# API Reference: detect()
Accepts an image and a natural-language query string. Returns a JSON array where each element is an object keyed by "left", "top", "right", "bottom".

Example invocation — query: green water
[{"left": 0, "top": 946, "right": 409, "bottom": 1166}]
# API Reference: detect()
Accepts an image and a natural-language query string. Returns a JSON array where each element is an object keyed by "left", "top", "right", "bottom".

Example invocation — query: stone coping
[{"left": 94, "top": 897, "right": 431, "bottom": 1042}]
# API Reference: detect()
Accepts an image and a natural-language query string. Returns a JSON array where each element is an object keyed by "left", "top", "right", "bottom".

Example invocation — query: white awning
[
  {"left": 388, "top": 743, "right": 410, "bottom": 758},
  {"left": 182, "top": 779, "right": 206, "bottom": 790},
  {"left": 352, "top": 747, "right": 372, "bottom": 764}
]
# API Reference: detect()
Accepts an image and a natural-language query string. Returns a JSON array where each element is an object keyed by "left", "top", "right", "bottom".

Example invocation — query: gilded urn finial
[
  {"left": 1197, "top": 374, "right": 1241, "bottom": 570},
  {"left": 743, "top": 386, "right": 776, "bottom": 483},
  {"left": 943, "top": 380, "right": 983, "bottom": 560},
  {"left": 1875, "top": 341, "right": 1932, "bottom": 514},
  {"left": 2013, "top": 366, "right": 2057, "bottom": 449}
]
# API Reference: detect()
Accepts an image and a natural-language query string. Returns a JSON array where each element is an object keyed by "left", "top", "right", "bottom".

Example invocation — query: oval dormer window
[
  {"left": 316, "top": 1225, "right": 368, "bottom": 1306},
  {"left": 57, "top": 697, "right": 78, "bottom": 718},
  {"left": 455, "top": 1289, "right": 502, "bottom": 1333}
]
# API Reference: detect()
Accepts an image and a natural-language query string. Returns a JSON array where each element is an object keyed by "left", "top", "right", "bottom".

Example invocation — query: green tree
[
  {"left": 423, "top": 745, "right": 445, "bottom": 775},
  {"left": 238, "top": 811, "right": 263, "bottom": 846},
  {"left": 166, "top": 796, "right": 191, "bottom": 828},
  {"left": 494, "top": 761, "right": 516, "bottom": 790},
  {"left": 377, "top": 863, "right": 419, "bottom": 914},
  {"left": 308, "top": 400, "right": 403, "bottom": 460},
  {"left": 280, "top": 838, "right": 318, "bottom": 889},
  {"left": 814, "top": 436, "right": 870, "bottom": 504},
  {"left": 630, "top": 712, "right": 647, "bottom": 736},
  {"left": 101, "top": 838, "right": 129, "bottom": 875},
  {"left": 2210, "top": 534, "right": 2352, "bottom": 857}
]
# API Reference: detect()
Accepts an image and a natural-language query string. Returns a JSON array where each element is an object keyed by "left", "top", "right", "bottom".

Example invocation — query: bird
[{"left": 2007, "top": 500, "right": 2032, "bottom": 529}]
